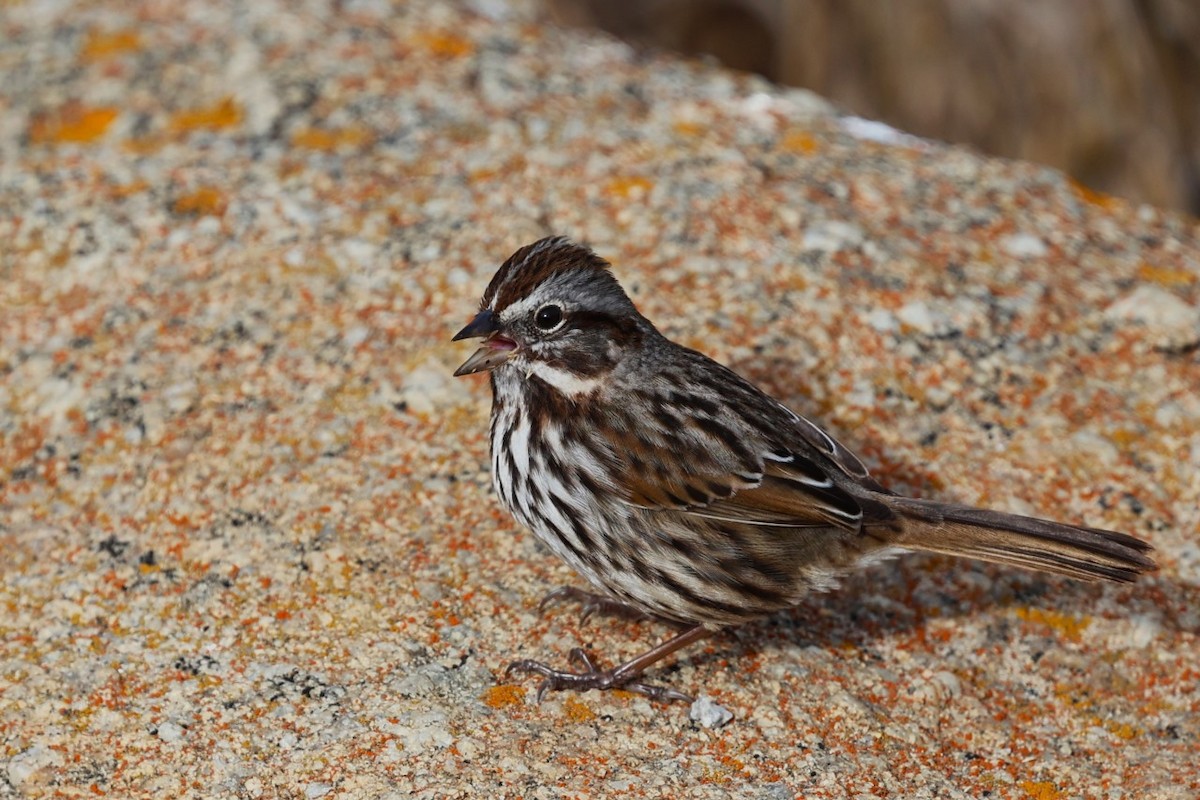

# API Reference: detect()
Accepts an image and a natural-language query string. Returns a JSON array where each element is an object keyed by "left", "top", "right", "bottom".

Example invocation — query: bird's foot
[
  {"left": 505, "top": 648, "right": 693, "bottom": 704},
  {"left": 538, "top": 585, "right": 650, "bottom": 624}
]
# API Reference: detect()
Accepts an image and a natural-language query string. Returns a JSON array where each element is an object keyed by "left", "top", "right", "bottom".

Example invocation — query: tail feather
[{"left": 884, "top": 497, "right": 1157, "bottom": 583}]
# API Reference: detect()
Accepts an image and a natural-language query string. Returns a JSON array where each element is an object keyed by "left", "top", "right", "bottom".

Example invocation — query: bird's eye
[{"left": 534, "top": 304, "right": 564, "bottom": 331}]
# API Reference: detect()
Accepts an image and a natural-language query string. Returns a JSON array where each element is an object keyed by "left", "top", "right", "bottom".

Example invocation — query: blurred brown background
[{"left": 547, "top": 0, "right": 1200, "bottom": 214}]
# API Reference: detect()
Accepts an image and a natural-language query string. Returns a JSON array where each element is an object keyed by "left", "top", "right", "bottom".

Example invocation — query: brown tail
[{"left": 884, "top": 497, "right": 1157, "bottom": 583}]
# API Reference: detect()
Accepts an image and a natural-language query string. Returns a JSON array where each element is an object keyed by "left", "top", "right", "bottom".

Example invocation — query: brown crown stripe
[{"left": 483, "top": 236, "right": 616, "bottom": 312}]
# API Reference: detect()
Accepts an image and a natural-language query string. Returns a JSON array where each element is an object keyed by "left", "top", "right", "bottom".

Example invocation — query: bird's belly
[
  {"left": 492, "top": 445, "right": 807, "bottom": 624},
  {"left": 488, "top": 405, "right": 849, "bottom": 626}
]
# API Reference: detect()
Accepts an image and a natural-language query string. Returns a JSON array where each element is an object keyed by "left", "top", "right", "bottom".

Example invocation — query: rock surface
[{"left": 2, "top": 1, "right": 1199, "bottom": 798}]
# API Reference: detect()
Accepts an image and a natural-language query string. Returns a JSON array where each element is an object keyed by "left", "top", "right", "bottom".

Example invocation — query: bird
[{"left": 451, "top": 236, "right": 1157, "bottom": 703}]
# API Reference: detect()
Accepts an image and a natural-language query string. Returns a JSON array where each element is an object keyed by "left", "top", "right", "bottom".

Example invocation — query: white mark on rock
[{"left": 689, "top": 695, "right": 734, "bottom": 728}]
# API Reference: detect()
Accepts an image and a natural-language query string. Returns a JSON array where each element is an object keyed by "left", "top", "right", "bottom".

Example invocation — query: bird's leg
[
  {"left": 505, "top": 624, "right": 708, "bottom": 704},
  {"left": 538, "top": 585, "right": 651, "bottom": 624}
]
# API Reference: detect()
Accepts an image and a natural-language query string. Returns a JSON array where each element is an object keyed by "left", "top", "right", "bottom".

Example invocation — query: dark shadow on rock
[
  {"left": 675, "top": 559, "right": 1196, "bottom": 692},
  {"left": 658, "top": 352, "right": 1188, "bottom": 676}
]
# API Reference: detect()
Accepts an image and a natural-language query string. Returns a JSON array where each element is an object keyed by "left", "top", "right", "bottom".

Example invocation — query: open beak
[{"left": 452, "top": 310, "right": 519, "bottom": 376}]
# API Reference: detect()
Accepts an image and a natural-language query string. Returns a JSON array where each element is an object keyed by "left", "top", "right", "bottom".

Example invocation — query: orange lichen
[
  {"left": 605, "top": 176, "right": 653, "bottom": 198},
  {"left": 482, "top": 685, "right": 525, "bottom": 709},
  {"left": 29, "top": 104, "right": 119, "bottom": 144},
  {"left": 673, "top": 120, "right": 705, "bottom": 137},
  {"left": 1019, "top": 780, "right": 1064, "bottom": 799},
  {"left": 105, "top": 179, "right": 149, "bottom": 199},
  {"left": 417, "top": 32, "right": 474, "bottom": 58},
  {"left": 170, "top": 98, "right": 242, "bottom": 132},
  {"left": 1069, "top": 179, "right": 1119, "bottom": 210},
  {"left": 1137, "top": 263, "right": 1196, "bottom": 287},
  {"left": 781, "top": 130, "right": 819, "bottom": 154},
  {"left": 562, "top": 696, "right": 596, "bottom": 723},
  {"left": 82, "top": 30, "right": 141, "bottom": 60},
  {"left": 172, "top": 187, "right": 227, "bottom": 216},
  {"left": 1106, "top": 427, "right": 1140, "bottom": 448},
  {"left": 1016, "top": 607, "right": 1090, "bottom": 641},
  {"left": 291, "top": 127, "right": 374, "bottom": 151}
]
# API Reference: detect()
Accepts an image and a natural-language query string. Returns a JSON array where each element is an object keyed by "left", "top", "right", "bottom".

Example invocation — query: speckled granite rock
[{"left": 2, "top": 1, "right": 1198, "bottom": 798}]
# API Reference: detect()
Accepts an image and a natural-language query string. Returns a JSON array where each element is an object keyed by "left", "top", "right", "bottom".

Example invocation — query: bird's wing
[
  {"left": 690, "top": 454, "right": 871, "bottom": 529},
  {"left": 770, "top": 399, "right": 893, "bottom": 490},
  {"left": 606, "top": 349, "right": 895, "bottom": 530},
  {"left": 611, "top": 412, "right": 886, "bottom": 531}
]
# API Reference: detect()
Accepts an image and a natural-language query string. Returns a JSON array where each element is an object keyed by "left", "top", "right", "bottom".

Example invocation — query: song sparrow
[{"left": 453, "top": 236, "right": 1157, "bottom": 703}]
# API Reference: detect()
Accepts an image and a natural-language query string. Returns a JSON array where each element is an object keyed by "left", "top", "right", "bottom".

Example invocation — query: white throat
[{"left": 524, "top": 360, "right": 604, "bottom": 397}]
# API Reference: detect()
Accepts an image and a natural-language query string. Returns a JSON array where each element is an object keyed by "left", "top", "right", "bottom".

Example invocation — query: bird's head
[{"left": 452, "top": 237, "right": 647, "bottom": 394}]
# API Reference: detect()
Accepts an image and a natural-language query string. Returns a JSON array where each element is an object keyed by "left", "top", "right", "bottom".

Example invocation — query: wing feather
[{"left": 603, "top": 347, "right": 894, "bottom": 532}]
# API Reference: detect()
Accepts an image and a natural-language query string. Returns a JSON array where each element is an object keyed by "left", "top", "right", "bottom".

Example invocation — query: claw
[
  {"left": 537, "top": 586, "right": 576, "bottom": 614},
  {"left": 504, "top": 651, "right": 692, "bottom": 704},
  {"left": 501, "top": 623, "right": 708, "bottom": 707},
  {"left": 567, "top": 647, "right": 596, "bottom": 671},
  {"left": 623, "top": 681, "right": 694, "bottom": 704},
  {"left": 537, "top": 586, "right": 650, "bottom": 624}
]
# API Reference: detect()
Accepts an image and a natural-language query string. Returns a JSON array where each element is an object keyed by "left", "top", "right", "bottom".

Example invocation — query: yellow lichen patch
[
  {"left": 781, "top": 130, "right": 819, "bottom": 154},
  {"left": 1137, "top": 263, "right": 1196, "bottom": 287},
  {"left": 170, "top": 98, "right": 242, "bottom": 132},
  {"left": 1016, "top": 607, "right": 1091, "bottom": 641},
  {"left": 605, "top": 176, "right": 653, "bottom": 198},
  {"left": 105, "top": 179, "right": 149, "bottom": 199},
  {"left": 562, "top": 696, "right": 596, "bottom": 723},
  {"left": 82, "top": 30, "right": 141, "bottom": 60},
  {"left": 172, "top": 187, "right": 227, "bottom": 217},
  {"left": 29, "top": 104, "right": 119, "bottom": 144},
  {"left": 291, "top": 126, "right": 374, "bottom": 151},
  {"left": 1106, "top": 427, "right": 1140, "bottom": 449},
  {"left": 699, "top": 754, "right": 748, "bottom": 785},
  {"left": 1020, "top": 781, "right": 1064, "bottom": 800},
  {"left": 123, "top": 135, "right": 167, "bottom": 155},
  {"left": 1102, "top": 719, "right": 1141, "bottom": 740},
  {"left": 673, "top": 120, "right": 705, "bottom": 137},
  {"left": 417, "top": 32, "right": 474, "bottom": 58},
  {"left": 482, "top": 684, "right": 525, "bottom": 709}
]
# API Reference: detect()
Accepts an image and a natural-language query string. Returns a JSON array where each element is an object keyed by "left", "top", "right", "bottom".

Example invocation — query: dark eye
[{"left": 534, "top": 304, "right": 563, "bottom": 330}]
